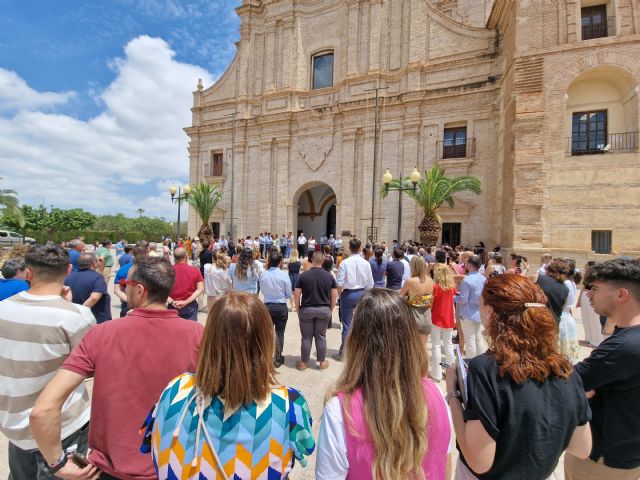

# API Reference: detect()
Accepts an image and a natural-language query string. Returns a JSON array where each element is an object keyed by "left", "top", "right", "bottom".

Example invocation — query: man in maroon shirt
[
  {"left": 30, "top": 256, "right": 204, "bottom": 480},
  {"left": 168, "top": 247, "right": 204, "bottom": 320}
]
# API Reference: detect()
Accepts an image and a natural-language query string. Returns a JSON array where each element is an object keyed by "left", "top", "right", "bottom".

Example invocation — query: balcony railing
[
  {"left": 437, "top": 138, "right": 476, "bottom": 159},
  {"left": 204, "top": 163, "right": 223, "bottom": 177},
  {"left": 582, "top": 17, "right": 616, "bottom": 40},
  {"left": 567, "top": 131, "right": 638, "bottom": 155}
]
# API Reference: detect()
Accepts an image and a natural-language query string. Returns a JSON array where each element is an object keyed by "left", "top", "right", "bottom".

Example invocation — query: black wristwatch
[{"left": 42, "top": 451, "right": 67, "bottom": 476}]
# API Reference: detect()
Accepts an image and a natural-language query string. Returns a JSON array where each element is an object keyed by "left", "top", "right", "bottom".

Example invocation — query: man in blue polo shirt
[
  {"left": 0, "top": 258, "right": 29, "bottom": 301},
  {"left": 114, "top": 243, "right": 148, "bottom": 317},
  {"left": 64, "top": 253, "right": 112, "bottom": 323},
  {"left": 67, "top": 239, "right": 85, "bottom": 272}
]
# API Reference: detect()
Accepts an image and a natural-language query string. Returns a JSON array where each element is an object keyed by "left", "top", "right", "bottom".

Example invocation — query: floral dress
[
  {"left": 406, "top": 293, "right": 434, "bottom": 335},
  {"left": 141, "top": 373, "right": 315, "bottom": 480}
]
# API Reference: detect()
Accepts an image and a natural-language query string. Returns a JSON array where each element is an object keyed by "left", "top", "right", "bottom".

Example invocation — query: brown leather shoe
[
  {"left": 318, "top": 360, "right": 330, "bottom": 370},
  {"left": 295, "top": 361, "right": 308, "bottom": 371}
]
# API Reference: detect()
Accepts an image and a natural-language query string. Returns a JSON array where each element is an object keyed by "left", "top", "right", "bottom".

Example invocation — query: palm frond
[
  {"left": 0, "top": 189, "right": 20, "bottom": 215},
  {"left": 380, "top": 164, "right": 481, "bottom": 214},
  {"left": 186, "top": 183, "right": 223, "bottom": 229}
]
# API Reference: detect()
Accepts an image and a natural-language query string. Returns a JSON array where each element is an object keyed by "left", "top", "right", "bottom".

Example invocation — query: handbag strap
[{"left": 174, "top": 390, "right": 231, "bottom": 480}]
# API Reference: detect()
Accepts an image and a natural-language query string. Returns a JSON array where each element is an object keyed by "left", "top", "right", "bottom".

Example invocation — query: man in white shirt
[
  {"left": 334, "top": 237, "right": 374, "bottom": 361},
  {"left": 297, "top": 232, "right": 307, "bottom": 258}
]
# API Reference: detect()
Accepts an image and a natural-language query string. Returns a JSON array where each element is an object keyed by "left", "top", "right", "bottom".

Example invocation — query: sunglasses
[{"left": 118, "top": 279, "right": 146, "bottom": 291}]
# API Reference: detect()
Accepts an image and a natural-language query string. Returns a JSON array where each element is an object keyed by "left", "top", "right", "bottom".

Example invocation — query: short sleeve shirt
[
  {"left": 64, "top": 269, "right": 111, "bottom": 323},
  {"left": 575, "top": 325, "right": 640, "bottom": 468},
  {"left": 170, "top": 263, "right": 203, "bottom": 301},
  {"left": 96, "top": 246, "right": 114, "bottom": 268},
  {"left": 297, "top": 268, "right": 337, "bottom": 308},
  {"left": 460, "top": 353, "right": 591, "bottom": 479},
  {"left": 385, "top": 261, "right": 404, "bottom": 290},
  {"left": 62, "top": 308, "right": 203, "bottom": 479}
]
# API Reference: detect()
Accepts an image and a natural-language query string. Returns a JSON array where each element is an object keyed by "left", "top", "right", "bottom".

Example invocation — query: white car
[{"left": 0, "top": 230, "right": 36, "bottom": 247}]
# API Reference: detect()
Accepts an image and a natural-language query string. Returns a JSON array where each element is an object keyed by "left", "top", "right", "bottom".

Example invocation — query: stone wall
[{"left": 187, "top": 0, "right": 640, "bottom": 258}]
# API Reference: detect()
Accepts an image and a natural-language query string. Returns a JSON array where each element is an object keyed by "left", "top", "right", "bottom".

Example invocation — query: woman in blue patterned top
[{"left": 141, "top": 292, "right": 315, "bottom": 479}]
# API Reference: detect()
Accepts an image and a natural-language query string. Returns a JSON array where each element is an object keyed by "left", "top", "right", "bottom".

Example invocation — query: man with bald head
[
  {"left": 64, "top": 252, "right": 112, "bottom": 323},
  {"left": 168, "top": 247, "right": 204, "bottom": 320}
]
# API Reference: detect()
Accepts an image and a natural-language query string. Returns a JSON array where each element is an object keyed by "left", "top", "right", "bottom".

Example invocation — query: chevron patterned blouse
[{"left": 140, "top": 373, "right": 315, "bottom": 480}]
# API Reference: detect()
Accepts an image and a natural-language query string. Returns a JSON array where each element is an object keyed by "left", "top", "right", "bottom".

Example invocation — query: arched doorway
[{"left": 296, "top": 183, "right": 337, "bottom": 239}]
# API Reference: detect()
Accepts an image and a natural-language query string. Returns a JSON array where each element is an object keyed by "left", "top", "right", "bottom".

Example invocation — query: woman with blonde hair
[
  {"left": 400, "top": 255, "right": 434, "bottom": 342},
  {"left": 144, "top": 292, "right": 315, "bottom": 479},
  {"left": 430, "top": 263, "right": 456, "bottom": 382},
  {"left": 316, "top": 289, "right": 451, "bottom": 479},
  {"left": 446, "top": 275, "right": 591, "bottom": 479},
  {"left": 203, "top": 252, "right": 231, "bottom": 311}
]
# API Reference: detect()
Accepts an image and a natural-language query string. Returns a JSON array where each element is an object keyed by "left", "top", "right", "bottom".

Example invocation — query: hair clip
[{"left": 524, "top": 303, "right": 545, "bottom": 308}]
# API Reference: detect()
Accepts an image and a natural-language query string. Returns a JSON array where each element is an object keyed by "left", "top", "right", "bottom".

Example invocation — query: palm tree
[
  {"left": 381, "top": 164, "right": 481, "bottom": 245},
  {"left": 136, "top": 208, "right": 145, "bottom": 218},
  {"left": 186, "top": 183, "right": 223, "bottom": 242},
  {"left": 0, "top": 188, "right": 19, "bottom": 217}
]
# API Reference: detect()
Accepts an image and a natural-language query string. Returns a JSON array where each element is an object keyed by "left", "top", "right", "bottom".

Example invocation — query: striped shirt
[{"left": 0, "top": 292, "right": 94, "bottom": 449}]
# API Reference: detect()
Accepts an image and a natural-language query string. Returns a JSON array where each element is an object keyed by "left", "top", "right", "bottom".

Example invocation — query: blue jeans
[
  {"left": 338, "top": 289, "right": 365, "bottom": 355},
  {"left": 172, "top": 300, "right": 198, "bottom": 320}
]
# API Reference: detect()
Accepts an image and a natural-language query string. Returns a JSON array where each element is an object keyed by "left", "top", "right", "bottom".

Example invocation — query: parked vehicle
[{"left": 0, "top": 230, "right": 36, "bottom": 247}]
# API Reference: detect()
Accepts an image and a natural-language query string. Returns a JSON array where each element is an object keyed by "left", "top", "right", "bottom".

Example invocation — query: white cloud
[
  {"left": 0, "top": 35, "right": 214, "bottom": 218},
  {"left": 0, "top": 69, "right": 76, "bottom": 111}
]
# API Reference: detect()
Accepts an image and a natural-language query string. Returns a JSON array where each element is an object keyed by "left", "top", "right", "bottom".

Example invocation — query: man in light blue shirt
[
  {"left": 455, "top": 255, "right": 486, "bottom": 358},
  {"left": 261, "top": 251, "right": 292, "bottom": 368}
]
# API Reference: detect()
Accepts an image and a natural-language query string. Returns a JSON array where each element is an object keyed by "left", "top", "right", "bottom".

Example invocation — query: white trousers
[
  {"left": 431, "top": 325, "right": 454, "bottom": 381},
  {"left": 461, "top": 319, "right": 486, "bottom": 359}
]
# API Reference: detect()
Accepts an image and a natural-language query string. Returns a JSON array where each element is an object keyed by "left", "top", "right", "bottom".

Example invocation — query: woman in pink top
[{"left": 316, "top": 288, "right": 451, "bottom": 479}]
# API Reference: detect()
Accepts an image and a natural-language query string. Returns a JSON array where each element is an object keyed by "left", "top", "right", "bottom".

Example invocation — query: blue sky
[{"left": 0, "top": 0, "right": 241, "bottom": 219}]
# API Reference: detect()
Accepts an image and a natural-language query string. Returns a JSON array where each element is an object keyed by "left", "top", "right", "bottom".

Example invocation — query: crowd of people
[{"left": 0, "top": 234, "right": 638, "bottom": 480}]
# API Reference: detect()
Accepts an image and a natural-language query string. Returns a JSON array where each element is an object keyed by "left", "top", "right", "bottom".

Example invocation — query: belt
[
  {"left": 264, "top": 302, "right": 287, "bottom": 305},
  {"left": 343, "top": 288, "right": 365, "bottom": 292}
]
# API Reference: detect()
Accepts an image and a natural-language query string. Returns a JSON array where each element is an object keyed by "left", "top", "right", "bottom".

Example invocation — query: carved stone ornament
[{"left": 297, "top": 126, "right": 335, "bottom": 172}]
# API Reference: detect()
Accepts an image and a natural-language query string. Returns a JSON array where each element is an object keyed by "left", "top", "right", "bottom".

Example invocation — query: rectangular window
[
  {"left": 592, "top": 230, "right": 612, "bottom": 254},
  {"left": 582, "top": 5, "right": 608, "bottom": 40},
  {"left": 571, "top": 110, "right": 607, "bottom": 154},
  {"left": 441, "top": 223, "right": 462, "bottom": 247},
  {"left": 209, "top": 152, "right": 223, "bottom": 176},
  {"left": 443, "top": 127, "right": 467, "bottom": 159},
  {"left": 312, "top": 52, "right": 334, "bottom": 90}
]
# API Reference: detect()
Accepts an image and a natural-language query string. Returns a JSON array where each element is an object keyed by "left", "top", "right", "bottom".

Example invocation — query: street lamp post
[
  {"left": 169, "top": 183, "right": 191, "bottom": 247},
  {"left": 383, "top": 167, "right": 421, "bottom": 244}
]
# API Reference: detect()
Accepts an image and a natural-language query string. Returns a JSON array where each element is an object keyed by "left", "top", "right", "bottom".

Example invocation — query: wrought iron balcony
[
  {"left": 204, "top": 163, "right": 223, "bottom": 177},
  {"left": 582, "top": 17, "right": 616, "bottom": 40},
  {"left": 567, "top": 132, "right": 638, "bottom": 155},
  {"left": 437, "top": 138, "right": 476, "bottom": 159}
]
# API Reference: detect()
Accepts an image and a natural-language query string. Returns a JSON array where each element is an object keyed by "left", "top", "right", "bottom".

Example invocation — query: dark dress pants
[
  {"left": 266, "top": 303, "right": 288, "bottom": 363},
  {"left": 338, "top": 289, "right": 364, "bottom": 355}
]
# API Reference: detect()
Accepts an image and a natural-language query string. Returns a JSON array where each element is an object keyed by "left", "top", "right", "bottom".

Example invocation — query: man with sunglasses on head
[{"left": 30, "top": 256, "right": 204, "bottom": 480}]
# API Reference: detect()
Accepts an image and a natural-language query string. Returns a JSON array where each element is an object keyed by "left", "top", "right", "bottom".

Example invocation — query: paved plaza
[{"left": 0, "top": 277, "right": 594, "bottom": 479}]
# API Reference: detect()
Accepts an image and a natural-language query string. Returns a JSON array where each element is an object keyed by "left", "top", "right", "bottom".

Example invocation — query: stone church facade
[{"left": 186, "top": 0, "right": 640, "bottom": 258}]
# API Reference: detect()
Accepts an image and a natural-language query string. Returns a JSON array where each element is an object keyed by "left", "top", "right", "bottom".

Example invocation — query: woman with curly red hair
[{"left": 446, "top": 274, "right": 592, "bottom": 479}]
